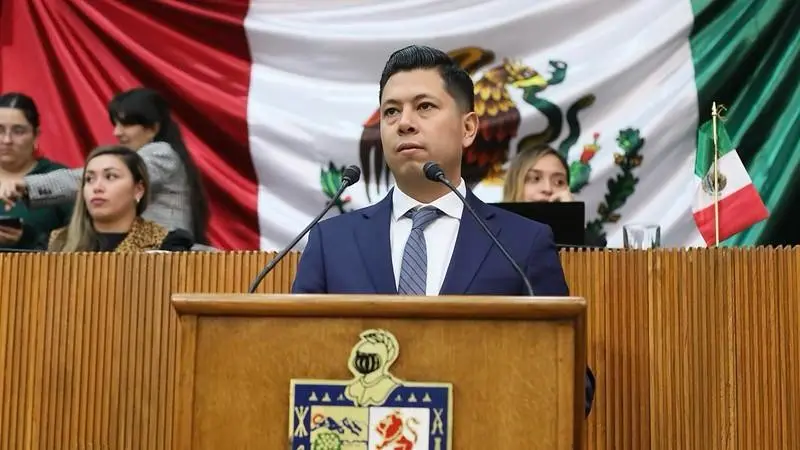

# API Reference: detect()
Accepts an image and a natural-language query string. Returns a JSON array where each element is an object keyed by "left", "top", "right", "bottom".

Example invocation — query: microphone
[
  {"left": 422, "top": 161, "right": 535, "bottom": 296},
  {"left": 247, "top": 165, "right": 361, "bottom": 293}
]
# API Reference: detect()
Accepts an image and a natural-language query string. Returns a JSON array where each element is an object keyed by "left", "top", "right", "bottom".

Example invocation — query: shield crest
[{"left": 289, "top": 329, "right": 453, "bottom": 449}]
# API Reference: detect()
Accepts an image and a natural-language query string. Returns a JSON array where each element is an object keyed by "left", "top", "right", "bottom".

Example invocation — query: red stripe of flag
[
  {"left": 692, "top": 184, "right": 769, "bottom": 246},
  {"left": 0, "top": 0, "right": 259, "bottom": 249}
]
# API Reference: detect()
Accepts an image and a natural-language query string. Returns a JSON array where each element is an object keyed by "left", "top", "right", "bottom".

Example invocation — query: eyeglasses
[{"left": 0, "top": 125, "right": 33, "bottom": 138}]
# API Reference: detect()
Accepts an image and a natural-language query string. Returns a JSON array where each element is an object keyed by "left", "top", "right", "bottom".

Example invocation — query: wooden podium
[{"left": 172, "top": 294, "right": 587, "bottom": 449}]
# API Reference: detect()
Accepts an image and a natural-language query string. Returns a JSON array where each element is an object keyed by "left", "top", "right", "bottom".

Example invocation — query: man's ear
[{"left": 462, "top": 111, "right": 479, "bottom": 148}]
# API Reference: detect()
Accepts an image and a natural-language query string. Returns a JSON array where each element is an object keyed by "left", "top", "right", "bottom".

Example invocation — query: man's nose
[{"left": 397, "top": 110, "right": 417, "bottom": 133}]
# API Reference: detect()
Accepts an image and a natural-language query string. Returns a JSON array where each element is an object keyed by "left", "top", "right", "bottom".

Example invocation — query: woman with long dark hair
[{"left": 0, "top": 87, "right": 209, "bottom": 244}]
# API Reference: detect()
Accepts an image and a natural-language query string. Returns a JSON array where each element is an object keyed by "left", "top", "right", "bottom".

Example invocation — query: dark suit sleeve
[
  {"left": 525, "top": 224, "right": 569, "bottom": 296},
  {"left": 585, "top": 367, "right": 595, "bottom": 418},
  {"left": 291, "top": 224, "right": 327, "bottom": 293}
]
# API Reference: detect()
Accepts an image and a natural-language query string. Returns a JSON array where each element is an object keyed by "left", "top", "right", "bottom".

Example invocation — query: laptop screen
[{"left": 491, "top": 201, "right": 587, "bottom": 246}]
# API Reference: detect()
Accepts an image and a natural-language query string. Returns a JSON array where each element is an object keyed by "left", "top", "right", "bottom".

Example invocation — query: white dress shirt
[{"left": 390, "top": 179, "right": 466, "bottom": 295}]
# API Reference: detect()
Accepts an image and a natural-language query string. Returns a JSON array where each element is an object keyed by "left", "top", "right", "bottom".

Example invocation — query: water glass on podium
[{"left": 623, "top": 224, "right": 661, "bottom": 249}]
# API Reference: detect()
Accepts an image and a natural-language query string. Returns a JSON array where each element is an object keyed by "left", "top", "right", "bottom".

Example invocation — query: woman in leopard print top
[{"left": 49, "top": 145, "right": 193, "bottom": 252}]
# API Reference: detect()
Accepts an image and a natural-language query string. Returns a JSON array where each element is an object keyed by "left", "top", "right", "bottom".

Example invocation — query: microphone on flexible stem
[
  {"left": 422, "top": 161, "right": 535, "bottom": 296},
  {"left": 247, "top": 165, "right": 361, "bottom": 293}
]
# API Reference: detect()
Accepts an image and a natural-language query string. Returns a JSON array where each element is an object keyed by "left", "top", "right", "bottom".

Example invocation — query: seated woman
[
  {"left": 49, "top": 146, "right": 193, "bottom": 252},
  {"left": 502, "top": 145, "right": 573, "bottom": 203},
  {"left": 0, "top": 87, "right": 210, "bottom": 244},
  {"left": 0, "top": 92, "right": 72, "bottom": 250},
  {"left": 503, "top": 144, "right": 606, "bottom": 248}
]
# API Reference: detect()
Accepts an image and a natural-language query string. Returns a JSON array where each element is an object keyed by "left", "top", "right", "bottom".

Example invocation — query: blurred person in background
[
  {"left": 0, "top": 92, "right": 72, "bottom": 250},
  {"left": 0, "top": 87, "right": 210, "bottom": 244},
  {"left": 503, "top": 145, "right": 574, "bottom": 203},
  {"left": 503, "top": 145, "right": 606, "bottom": 248}
]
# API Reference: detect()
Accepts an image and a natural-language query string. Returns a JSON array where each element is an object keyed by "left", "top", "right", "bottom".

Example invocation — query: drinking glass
[{"left": 623, "top": 224, "right": 661, "bottom": 249}]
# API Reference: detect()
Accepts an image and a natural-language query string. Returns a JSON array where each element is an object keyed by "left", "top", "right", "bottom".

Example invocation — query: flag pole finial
[{"left": 711, "top": 102, "right": 721, "bottom": 246}]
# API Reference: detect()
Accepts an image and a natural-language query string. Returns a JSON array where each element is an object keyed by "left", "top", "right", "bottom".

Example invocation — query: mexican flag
[
  {"left": 691, "top": 118, "right": 769, "bottom": 246},
  {"left": 1, "top": 1, "right": 796, "bottom": 250}
]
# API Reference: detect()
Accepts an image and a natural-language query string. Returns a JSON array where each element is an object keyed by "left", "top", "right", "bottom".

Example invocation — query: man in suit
[{"left": 292, "top": 44, "right": 594, "bottom": 417}]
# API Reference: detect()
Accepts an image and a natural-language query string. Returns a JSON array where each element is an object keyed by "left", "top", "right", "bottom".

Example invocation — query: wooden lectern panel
[{"left": 172, "top": 295, "right": 587, "bottom": 450}]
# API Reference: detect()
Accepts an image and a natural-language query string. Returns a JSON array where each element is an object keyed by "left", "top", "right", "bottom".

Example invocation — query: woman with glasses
[{"left": 0, "top": 93, "right": 72, "bottom": 250}]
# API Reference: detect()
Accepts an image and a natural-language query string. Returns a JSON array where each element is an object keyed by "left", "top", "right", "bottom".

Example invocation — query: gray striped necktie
[{"left": 398, "top": 206, "right": 442, "bottom": 295}]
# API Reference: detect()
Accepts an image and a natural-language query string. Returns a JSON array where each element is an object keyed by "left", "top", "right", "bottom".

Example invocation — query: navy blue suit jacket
[{"left": 291, "top": 189, "right": 594, "bottom": 415}]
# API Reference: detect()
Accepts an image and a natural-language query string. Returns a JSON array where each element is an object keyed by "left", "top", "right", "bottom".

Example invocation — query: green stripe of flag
[
  {"left": 695, "top": 119, "right": 734, "bottom": 178},
  {"left": 688, "top": 0, "right": 800, "bottom": 245}
]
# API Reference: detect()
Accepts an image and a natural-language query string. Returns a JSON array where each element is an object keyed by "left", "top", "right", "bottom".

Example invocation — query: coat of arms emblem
[{"left": 289, "top": 329, "right": 453, "bottom": 449}]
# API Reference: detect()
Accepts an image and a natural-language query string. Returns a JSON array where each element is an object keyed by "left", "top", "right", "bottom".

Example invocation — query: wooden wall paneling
[{"left": 1, "top": 249, "right": 799, "bottom": 450}]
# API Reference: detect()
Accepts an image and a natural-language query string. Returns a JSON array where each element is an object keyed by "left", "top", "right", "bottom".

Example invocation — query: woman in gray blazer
[{"left": 0, "top": 88, "right": 209, "bottom": 244}]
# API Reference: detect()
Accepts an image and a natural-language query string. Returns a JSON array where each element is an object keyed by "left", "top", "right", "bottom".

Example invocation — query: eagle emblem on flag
[
  {"left": 357, "top": 46, "right": 597, "bottom": 197},
  {"left": 347, "top": 45, "right": 647, "bottom": 244}
]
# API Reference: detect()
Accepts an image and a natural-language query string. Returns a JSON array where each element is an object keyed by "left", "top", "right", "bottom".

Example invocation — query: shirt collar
[{"left": 391, "top": 178, "right": 466, "bottom": 222}]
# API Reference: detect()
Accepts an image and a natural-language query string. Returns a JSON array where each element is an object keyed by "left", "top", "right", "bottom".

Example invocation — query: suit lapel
[
  {"left": 355, "top": 193, "right": 398, "bottom": 294},
  {"left": 440, "top": 191, "right": 500, "bottom": 295}
]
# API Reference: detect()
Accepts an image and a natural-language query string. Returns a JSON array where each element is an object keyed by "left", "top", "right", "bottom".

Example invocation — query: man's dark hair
[{"left": 379, "top": 45, "right": 474, "bottom": 112}]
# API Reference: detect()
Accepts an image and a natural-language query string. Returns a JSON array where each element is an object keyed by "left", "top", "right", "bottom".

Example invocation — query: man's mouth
[{"left": 396, "top": 142, "right": 424, "bottom": 153}]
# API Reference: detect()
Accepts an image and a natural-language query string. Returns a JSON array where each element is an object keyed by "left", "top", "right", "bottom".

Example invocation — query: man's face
[{"left": 379, "top": 69, "right": 476, "bottom": 183}]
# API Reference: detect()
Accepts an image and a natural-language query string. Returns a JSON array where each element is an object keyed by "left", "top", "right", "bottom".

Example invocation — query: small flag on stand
[{"left": 691, "top": 107, "right": 769, "bottom": 246}]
